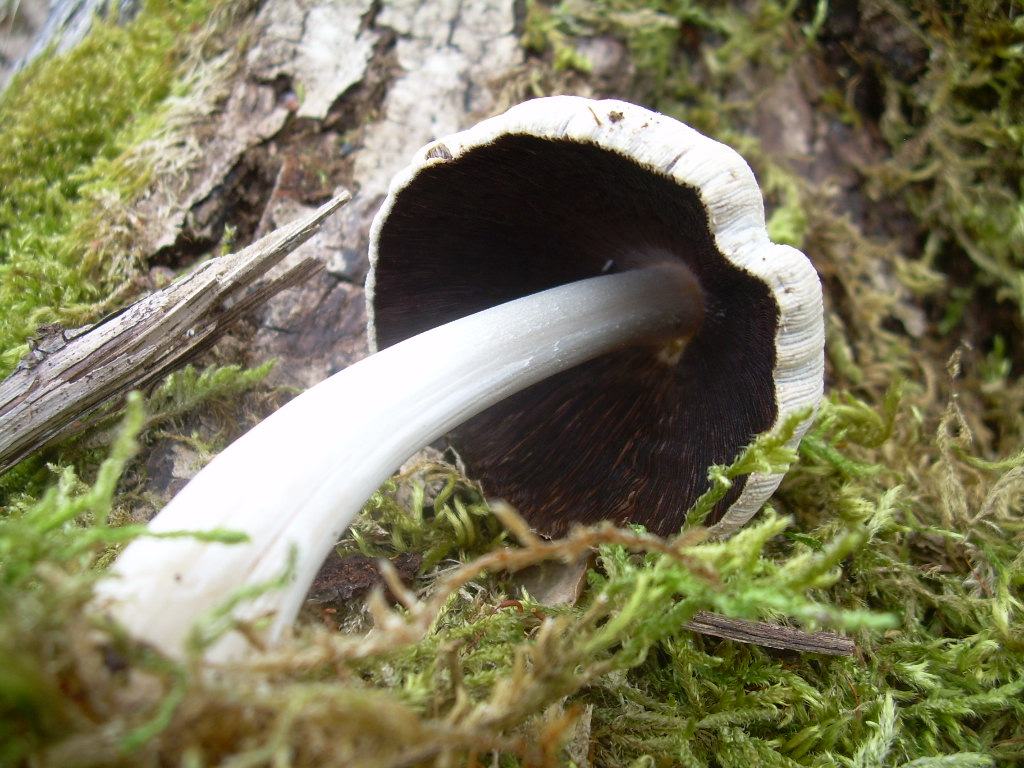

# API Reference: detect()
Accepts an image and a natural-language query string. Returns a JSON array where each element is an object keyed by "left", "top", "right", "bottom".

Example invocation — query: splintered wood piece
[{"left": 0, "top": 192, "right": 350, "bottom": 473}]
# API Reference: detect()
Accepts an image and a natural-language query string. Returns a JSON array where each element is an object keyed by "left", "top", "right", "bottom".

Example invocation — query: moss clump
[
  {"left": 0, "top": 395, "right": 146, "bottom": 766},
  {"left": 864, "top": 1, "right": 1024, "bottom": 326},
  {"left": 0, "top": 0, "right": 240, "bottom": 378},
  {"left": 0, "top": 404, "right": 893, "bottom": 766},
  {"left": 5, "top": 389, "right": 1021, "bottom": 765}
]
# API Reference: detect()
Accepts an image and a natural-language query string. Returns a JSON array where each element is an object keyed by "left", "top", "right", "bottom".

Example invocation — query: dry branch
[{"left": 0, "top": 192, "right": 350, "bottom": 473}]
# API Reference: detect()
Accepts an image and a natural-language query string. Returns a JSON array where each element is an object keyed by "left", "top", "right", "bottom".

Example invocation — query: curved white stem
[{"left": 94, "top": 265, "right": 701, "bottom": 661}]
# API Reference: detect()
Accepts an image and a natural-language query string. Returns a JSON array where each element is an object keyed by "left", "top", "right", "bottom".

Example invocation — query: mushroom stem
[{"left": 95, "top": 264, "right": 702, "bottom": 661}]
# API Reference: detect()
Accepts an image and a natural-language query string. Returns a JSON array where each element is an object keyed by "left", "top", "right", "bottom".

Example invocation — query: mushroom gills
[
  {"left": 94, "top": 263, "right": 701, "bottom": 661},
  {"left": 371, "top": 131, "right": 790, "bottom": 535}
]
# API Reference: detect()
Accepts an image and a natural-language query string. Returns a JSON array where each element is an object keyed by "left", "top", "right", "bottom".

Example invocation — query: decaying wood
[
  {"left": 684, "top": 611, "right": 857, "bottom": 656},
  {"left": 0, "top": 192, "right": 349, "bottom": 473}
]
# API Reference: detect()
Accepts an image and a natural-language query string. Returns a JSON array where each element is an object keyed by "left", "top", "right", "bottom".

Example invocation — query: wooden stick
[
  {"left": 0, "top": 192, "right": 350, "bottom": 473},
  {"left": 684, "top": 611, "right": 856, "bottom": 656}
]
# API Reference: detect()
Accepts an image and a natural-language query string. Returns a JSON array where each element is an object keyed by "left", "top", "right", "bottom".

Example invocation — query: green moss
[
  {"left": 866, "top": 1, "right": 1024, "bottom": 324},
  {"left": 8, "top": 388, "right": 1021, "bottom": 765},
  {"left": 0, "top": 0, "right": 234, "bottom": 379},
  {"left": 0, "top": 394, "right": 145, "bottom": 765}
]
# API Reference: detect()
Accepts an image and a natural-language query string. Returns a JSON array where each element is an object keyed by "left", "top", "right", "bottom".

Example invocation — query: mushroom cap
[{"left": 367, "top": 96, "right": 823, "bottom": 537}]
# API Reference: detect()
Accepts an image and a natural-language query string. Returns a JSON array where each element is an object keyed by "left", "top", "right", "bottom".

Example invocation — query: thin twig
[{"left": 684, "top": 611, "right": 856, "bottom": 656}]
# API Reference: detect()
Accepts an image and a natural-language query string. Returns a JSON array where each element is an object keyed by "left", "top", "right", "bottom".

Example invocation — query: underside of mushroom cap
[{"left": 367, "top": 96, "right": 824, "bottom": 537}]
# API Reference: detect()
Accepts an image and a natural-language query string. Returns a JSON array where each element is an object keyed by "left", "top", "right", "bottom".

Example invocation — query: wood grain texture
[
  {"left": 684, "top": 611, "right": 857, "bottom": 656},
  {"left": 0, "top": 192, "right": 349, "bottom": 473}
]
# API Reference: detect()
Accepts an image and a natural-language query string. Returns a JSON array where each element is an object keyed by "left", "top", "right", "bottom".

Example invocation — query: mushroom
[
  {"left": 368, "top": 96, "right": 824, "bottom": 537},
  {"left": 93, "top": 97, "right": 823, "bottom": 662}
]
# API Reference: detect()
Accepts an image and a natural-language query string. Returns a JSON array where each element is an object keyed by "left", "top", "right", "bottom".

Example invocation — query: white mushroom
[{"left": 94, "top": 97, "right": 824, "bottom": 662}]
